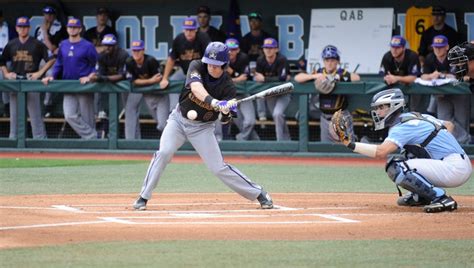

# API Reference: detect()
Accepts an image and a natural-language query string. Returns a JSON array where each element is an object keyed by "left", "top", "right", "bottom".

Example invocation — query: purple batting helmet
[
  {"left": 321, "top": 45, "right": 340, "bottom": 60},
  {"left": 202, "top": 42, "right": 229, "bottom": 66}
]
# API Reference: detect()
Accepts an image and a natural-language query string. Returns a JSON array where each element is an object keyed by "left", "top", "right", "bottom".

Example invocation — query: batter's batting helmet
[
  {"left": 448, "top": 42, "right": 474, "bottom": 81},
  {"left": 321, "top": 45, "right": 340, "bottom": 60},
  {"left": 370, "top": 88, "right": 405, "bottom": 130},
  {"left": 202, "top": 42, "right": 229, "bottom": 66}
]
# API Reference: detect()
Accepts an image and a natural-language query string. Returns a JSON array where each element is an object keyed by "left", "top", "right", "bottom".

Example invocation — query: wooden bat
[{"left": 236, "top": 82, "right": 294, "bottom": 104}]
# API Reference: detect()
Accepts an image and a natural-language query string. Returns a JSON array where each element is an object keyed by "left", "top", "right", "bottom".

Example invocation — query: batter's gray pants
[
  {"left": 63, "top": 93, "right": 97, "bottom": 139},
  {"left": 9, "top": 92, "right": 47, "bottom": 139},
  {"left": 139, "top": 107, "right": 263, "bottom": 201},
  {"left": 266, "top": 94, "right": 291, "bottom": 141},
  {"left": 234, "top": 99, "right": 260, "bottom": 140},
  {"left": 437, "top": 94, "right": 471, "bottom": 144},
  {"left": 123, "top": 93, "right": 143, "bottom": 139},
  {"left": 143, "top": 93, "right": 170, "bottom": 132}
]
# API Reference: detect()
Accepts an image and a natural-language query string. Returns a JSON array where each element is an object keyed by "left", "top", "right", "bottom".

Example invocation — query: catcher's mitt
[
  {"left": 314, "top": 74, "right": 336, "bottom": 94},
  {"left": 331, "top": 109, "right": 353, "bottom": 145}
]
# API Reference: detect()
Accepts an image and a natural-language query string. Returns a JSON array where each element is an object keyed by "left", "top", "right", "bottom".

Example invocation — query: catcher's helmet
[
  {"left": 321, "top": 45, "right": 340, "bottom": 61},
  {"left": 448, "top": 42, "right": 474, "bottom": 81},
  {"left": 202, "top": 42, "right": 229, "bottom": 66},
  {"left": 370, "top": 88, "right": 405, "bottom": 130}
]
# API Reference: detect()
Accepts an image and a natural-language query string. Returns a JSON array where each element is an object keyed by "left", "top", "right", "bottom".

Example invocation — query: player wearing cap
[
  {"left": 132, "top": 41, "right": 273, "bottom": 211},
  {"left": 253, "top": 38, "right": 291, "bottom": 141},
  {"left": 225, "top": 38, "right": 259, "bottom": 140},
  {"left": 418, "top": 6, "right": 461, "bottom": 66},
  {"left": 380, "top": 35, "right": 422, "bottom": 112},
  {"left": 240, "top": 12, "right": 272, "bottom": 63},
  {"left": 35, "top": 5, "right": 67, "bottom": 118},
  {"left": 420, "top": 35, "right": 470, "bottom": 144},
  {"left": 125, "top": 40, "right": 169, "bottom": 139},
  {"left": 295, "top": 45, "right": 360, "bottom": 143},
  {"left": 160, "top": 17, "right": 211, "bottom": 111},
  {"left": 84, "top": 8, "right": 117, "bottom": 54},
  {"left": 196, "top": 5, "right": 226, "bottom": 42},
  {"left": 0, "top": 17, "right": 55, "bottom": 139},
  {"left": 42, "top": 18, "right": 98, "bottom": 139}
]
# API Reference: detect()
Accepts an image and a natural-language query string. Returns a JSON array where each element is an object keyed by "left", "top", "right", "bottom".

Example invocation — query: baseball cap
[
  {"left": 432, "top": 35, "right": 449, "bottom": 47},
  {"left": 432, "top": 6, "right": 446, "bottom": 16},
  {"left": 262, "top": 38, "right": 278, "bottom": 48},
  {"left": 248, "top": 12, "right": 262, "bottom": 21},
  {"left": 197, "top": 5, "right": 210, "bottom": 15},
  {"left": 390, "top": 35, "right": 406, "bottom": 48},
  {"left": 67, "top": 18, "right": 82, "bottom": 27},
  {"left": 96, "top": 7, "right": 109, "bottom": 15},
  {"left": 183, "top": 17, "right": 198, "bottom": 30},
  {"left": 225, "top": 38, "right": 239, "bottom": 49},
  {"left": 43, "top": 6, "right": 55, "bottom": 14},
  {"left": 101, "top": 34, "right": 117, "bottom": 46},
  {"left": 16, "top": 16, "right": 30, "bottom": 27},
  {"left": 131, "top": 40, "right": 145, "bottom": 51}
]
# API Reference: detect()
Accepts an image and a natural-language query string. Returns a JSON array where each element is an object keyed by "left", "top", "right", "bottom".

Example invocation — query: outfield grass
[{"left": 1, "top": 158, "right": 473, "bottom": 267}]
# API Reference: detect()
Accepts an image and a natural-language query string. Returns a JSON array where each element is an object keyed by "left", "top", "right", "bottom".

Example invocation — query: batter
[{"left": 133, "top": 42, "right": 273, "bottom": 210}]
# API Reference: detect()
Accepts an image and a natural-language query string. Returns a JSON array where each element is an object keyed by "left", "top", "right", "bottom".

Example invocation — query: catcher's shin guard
[{"left": 385, "top": 158, "right": 444, "bottom": 201}]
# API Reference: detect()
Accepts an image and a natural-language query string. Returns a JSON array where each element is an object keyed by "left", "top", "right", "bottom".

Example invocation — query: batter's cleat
[
  {"left": 133, "top": 196, "right": 148, "bottom": 210},
  {"left": 397, "top": 192, "right": 431, "bottom": 207},
  {"left": 257, "top": 190, "right": 273, "bottom": 209},
  {"left": 423, "top": 195, "right": 457, "bottom": 213}
]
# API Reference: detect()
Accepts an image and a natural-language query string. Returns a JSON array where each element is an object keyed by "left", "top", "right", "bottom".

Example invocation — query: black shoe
[
  {"left": 257, "top": 190, "right": 273, "bottom": 209},
  {"left": 133, "top": 196, "right": 148, "bottom": 210},
  {"left": 424, "top": 195, "right": 457, "bottom": 213},
  {"left": 397, "top": 192, "right": 431, "bottom": 207}
]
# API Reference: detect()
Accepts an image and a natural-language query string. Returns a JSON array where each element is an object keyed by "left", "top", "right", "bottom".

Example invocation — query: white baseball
[{"left": 187, "top": 110, "right": 198, "bottom": 120}]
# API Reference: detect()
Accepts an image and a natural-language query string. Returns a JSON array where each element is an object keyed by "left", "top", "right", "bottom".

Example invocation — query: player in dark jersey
[
  {"left": 196, "top": 5, "right": 226, "bottom": 42},
  {"left": 132, "top": 41, "right": 273, "bottom": 211},
  {"left": 160, "top": 17, "right": 211, "bottom": 111},
  {"left": 254, "top": 38, "right": 291, "bottom": 141},
  {"left": 420, "top": 35, "right": 470, "bottom": 144},
  {"left": 84, "top": 8, "right": 117, "bottom": 54},
  {"left": 42, "top": 18, "right": 98, "bottom": 139},
  {"left": 295, "top": 45, "right": 360, "bottom": 143},
  {"left": 380, "top": 35, "right": 421, "bottom": 111},
  {"left": 125, "top": 40, "right": 169, "bottom": 139},
  {"left": 0, "top": 17, "right": 55, "bottom": 139},
  {"left": 225, "top": 38, "right": 259, "bottom": 140}
]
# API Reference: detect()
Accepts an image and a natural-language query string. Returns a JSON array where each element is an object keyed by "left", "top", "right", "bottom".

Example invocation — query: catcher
[
  {"left": 294, "top": 45, "right": 360, "bottom": 142},
  {"left": 332, "top": 88, "right": 472, "bottom": 213}
]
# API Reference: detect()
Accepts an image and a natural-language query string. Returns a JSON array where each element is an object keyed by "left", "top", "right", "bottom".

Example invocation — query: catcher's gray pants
[
  {"left": 143, "top": 93, "right": 170, "bottom": 132},
  {"left": 234, "top": 99, "right": 260, "bottom": 140},
  {"left": 123, "top": 93, "right": 143, "bottom": 139},
  {"left": 266, "top": 94, "right": 291, "bottom": 141},
  {"left": 320, "top": 109, "right": 354, "bottom": 143},
  {"left": 139, "top": 106, "right": 263, "bottom": 201},
  {"left": 63, "top": 93, "right": 97, "bottom": 139},
  {"left": 9, "top": 92, "right": 47, "bottom": 139},
  {"left": 437, "top": 94, "right": 471, "bottom": 144}
]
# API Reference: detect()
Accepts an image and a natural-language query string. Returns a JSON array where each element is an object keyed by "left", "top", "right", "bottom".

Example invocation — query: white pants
[{"left": 406, "top": 153, "right": 472, "bottom": 188}]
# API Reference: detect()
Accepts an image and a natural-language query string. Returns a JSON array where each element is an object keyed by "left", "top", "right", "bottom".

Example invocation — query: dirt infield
[{"left": 1, "top": 193, "right": 473, "bottom": 249}]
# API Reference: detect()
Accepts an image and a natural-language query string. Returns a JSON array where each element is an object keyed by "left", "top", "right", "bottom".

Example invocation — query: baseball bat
[{"left": 236, "top": 82, "right": 294, "bottom": 104}]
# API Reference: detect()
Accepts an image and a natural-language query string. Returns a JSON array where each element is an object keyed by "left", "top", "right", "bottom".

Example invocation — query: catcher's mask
[
  {"left": 370, "top": 88, "right": 405, "bottom": 130},
  {"left": 448, "top": 42, "right": 474, "bottom": 81},
  {"left": 202, "top": 41, "right": 229, "bottom": 67}
]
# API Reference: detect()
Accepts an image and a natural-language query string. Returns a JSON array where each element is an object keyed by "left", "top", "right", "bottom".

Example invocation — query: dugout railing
[{"left": 0, "top": 79, "right": 472, "bottom": 154}]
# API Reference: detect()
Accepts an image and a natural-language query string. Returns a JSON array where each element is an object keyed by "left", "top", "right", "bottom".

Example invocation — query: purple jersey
[{"left": 52, "top": 39, "right": 97, "bottom": 79}]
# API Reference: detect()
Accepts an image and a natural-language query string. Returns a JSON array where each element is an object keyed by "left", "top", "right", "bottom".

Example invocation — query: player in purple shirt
[{"left": 42, "top": 18, "right": 98, "bottom": 139}]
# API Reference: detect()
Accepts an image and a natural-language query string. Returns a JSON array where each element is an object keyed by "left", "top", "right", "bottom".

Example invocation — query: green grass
[
  {"left": 1, "top": 240, "right": 473, "bottom": 268},
  {"left": 0, "top": 158, "right": 472, "bottom": 195},
  {"left": 1, "top": 158, "right": 473, "bottom": 267}
]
